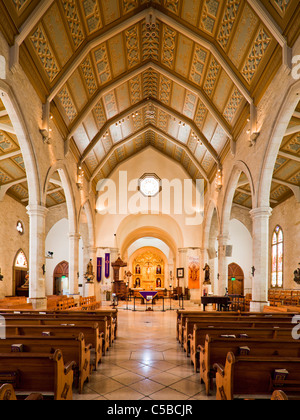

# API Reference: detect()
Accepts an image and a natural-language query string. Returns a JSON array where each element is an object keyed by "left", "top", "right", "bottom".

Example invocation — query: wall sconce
[
  {"left": 76, "top": 165, "right": 84, "bottom": 190},
  {"left": 0, "top": 268, "right": 3, "bottom": 281},
  {"left": 215, "top": 168, "right": 223, "bottom": 192},
  {"left": 40, "top": 129, "right": 51, "bottom": 145},
  {"left": 251, "top": 266, "right": 256, "bottom": 277}
]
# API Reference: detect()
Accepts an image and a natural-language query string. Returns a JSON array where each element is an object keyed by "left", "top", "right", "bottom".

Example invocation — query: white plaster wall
[
  {"left": 95, "top": 148, "right": 203, "bottom": 250},
  {"left": 45, "top": 218, "right": 69, "bottom": 295},
  {"left": 127, "top": 238, "right": 170, "bottom": 259},
  {"left": 228, "top": 218, "right": 253, "bottom": 293}
]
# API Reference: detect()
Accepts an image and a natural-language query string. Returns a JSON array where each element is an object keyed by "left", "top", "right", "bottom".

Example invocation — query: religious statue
[
  {"left": 21, "top": 272, "right": 29, "bottom": 289},
  {"left": 84, "top": 259, "right": 95, "bottom": 283},
  {"left": 203, "top": 264, "right": 211, "bottom": 285},
  {"left": 294, "top": 264, "right": 300, "bottom": 285},
  {"left": 156, "top": 265, "right": 161, "bottom": 274}
]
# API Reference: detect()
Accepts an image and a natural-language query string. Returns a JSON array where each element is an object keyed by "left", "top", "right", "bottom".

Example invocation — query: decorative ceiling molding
[
  {"left": 89, "top": 124, "right": 209, "bottom": 185},
  {"left": 41, "top": 7, "right": 257, "bottom": 133},
  {"left": 66, "top": 61, "right": 233, "bottom": 143},
  {"left": 246, "top": 0, "right": 292, "bottom": 69},
  {"left": 79, "top": 97, "right": 220, "bottom": 167},
  {"left": 10, "top": 0, "right": 56, "bottom": 70},
  {"left": 42, "top": 8, "right": 151, "bottom": 129}
]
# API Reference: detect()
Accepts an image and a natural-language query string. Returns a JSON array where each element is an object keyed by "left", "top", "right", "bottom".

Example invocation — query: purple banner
[
  {"left": 105, "top": 253, "right": 110, "bottom": 279},
  {"left": 97, "top": 257, "right": 102, "bottom": 283}
]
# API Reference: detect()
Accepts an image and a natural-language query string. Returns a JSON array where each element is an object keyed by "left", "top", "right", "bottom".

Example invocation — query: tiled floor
[{"left": 73, "top": 306, "right": 215, "bottom": 400}]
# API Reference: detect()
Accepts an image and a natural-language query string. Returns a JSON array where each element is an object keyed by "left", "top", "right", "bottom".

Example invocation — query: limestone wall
[{"left": 269, "top": 195, "right": 300, "bottom": 290}]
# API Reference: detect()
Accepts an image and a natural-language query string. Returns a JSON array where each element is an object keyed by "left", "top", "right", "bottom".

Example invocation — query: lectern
[{"left": 111, "top": 257, "right": 128, "bottom": 299}]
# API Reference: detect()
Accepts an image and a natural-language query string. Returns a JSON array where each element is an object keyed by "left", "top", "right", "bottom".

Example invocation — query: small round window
[{"left": 139, "top": 174, "right": 161, "bottom": 197}]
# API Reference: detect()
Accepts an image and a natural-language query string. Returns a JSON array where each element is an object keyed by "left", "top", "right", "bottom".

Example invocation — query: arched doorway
[
  {"left": 53, "top": 261, "right": 69, "bottom": 296},
  {"left": 13, "top": 250, "right": 29, "bottom": 297},
  {"left": 228, "top": 263, "right": 244, "bottom": 295}
]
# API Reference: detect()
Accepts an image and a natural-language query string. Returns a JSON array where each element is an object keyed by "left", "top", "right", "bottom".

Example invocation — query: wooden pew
[
  {"left": 271, "top": 390, "right": 288, "bottom": 400},
  {"left": 199, "top": 335, "right": 300, "bottom": 396},
  {"left": 0, "top": 349, "right": 74, "bottom": 400},
  {"left": 4, "top": 323, "right": 103, "bottom": 369},
  {"left": 214, "top": 352, "right": 300, "bottom": 400},
  {"left": 0, "top": 384, "right": 43, "bottom": 400},
  {"left": 0, "top": 308, "right": 118, "bottom": 344},
  {"left": 2, "top": 314, "right": 111, "bottom": 354},
  {"left": 176, "top": 310, "right": 297, "bottom": 344},
  {"left": 183, "top": 317, "right": 295, "bottom": 355},
  {"left": 0, "top": 334, "right": 91, "bottom": 394},
  {"left": 190, "top": 325, "right": 295, "bottom": 372}
]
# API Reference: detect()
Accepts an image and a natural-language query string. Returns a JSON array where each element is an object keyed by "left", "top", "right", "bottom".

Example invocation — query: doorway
[
  {"left": 53, "top": 261, "right": 69, "bottom": 296},
  {"left": 228, "top": 263, "right": 244, "bottom": 295},
  {"left": 13, "top": 250, "right": 29, "bottom": 297}
]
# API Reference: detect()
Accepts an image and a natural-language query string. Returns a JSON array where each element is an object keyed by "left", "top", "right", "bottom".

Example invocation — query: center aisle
[{"left": 73, "top": 309, "right": 215, "bottom": 400}]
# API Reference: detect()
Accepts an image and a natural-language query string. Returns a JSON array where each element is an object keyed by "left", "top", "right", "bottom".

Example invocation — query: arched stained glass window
[
  {"left": 271, "top": 226, "right": 283, "bottom": 288},
  {"left": 15, "top": 250, "right": 28, "bottom": 269}
]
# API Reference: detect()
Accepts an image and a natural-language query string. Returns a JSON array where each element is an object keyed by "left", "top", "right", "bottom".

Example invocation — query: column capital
[
  {"left": 178, "top": 248, "right": 188, "bottom": 254},
  {"left": 250, "top": 206, "right": 272, "bottom": 219},
  {"left": 69, "top": 232, "right": 81, "bottom": 240},
  {"left": 26, "top": 204, "right": 48, "bottom": 218},
  {"left": 217, "top": 234, "right": 230, "bottom": 244}
]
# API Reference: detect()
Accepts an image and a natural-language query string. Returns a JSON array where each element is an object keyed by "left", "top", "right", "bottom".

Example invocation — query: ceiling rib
[
  {"left": 0, "top": 150, "right": 22, "bottom": 161},
  {"left": 151, "top": 98, "right": 220, "bottom": 164},
  {"left": 79, "top": 98, "right": 220, "bottom": 167},
  {"left": 89, "top": 124, "right": 209, "bottom": 184},
  {"left": 150, "top": 124, "right": 209, "bottom": 181},
  {"left": 277, "top": 150, "right": 300, "bottom": 163},
  {"left": 0, "top": 177, "right": 27, "bottom": 201},
  {"left": 10, "top": 0, "right": 55, "bottom": 70},
  {"left": 90, "top": 126, "right": 149, "bottom": 183},
  {"left": 66, "top": 61, "right": 233, "bottom": 143},
  {"left": 246, "top": 0, "right": 292, "bottom": 69},
  {"left": 43, "top": 8, "right": 255, "bottom": 133},
  {"left": 272, "top": 177, "right": 300, "bottom": 202},
  {"left": 150, "top": 62, "right": 233, "bottom": 141},
  {"left": 78, "top": 98, "right": 150, "bottom": 163},
  {"left": 66, "top": 63, "right": 151, "bottom": 141},
  {"left": 152, "top": 9, "right": 258, "bottom": 135},
  {"left": 43, "top": 8, "right": 151, "bottom": 130},
  {"left": 0, "top": 123, "right": 16, "bottom": 134}
]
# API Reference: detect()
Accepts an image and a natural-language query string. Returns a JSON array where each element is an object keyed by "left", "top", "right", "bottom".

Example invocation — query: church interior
[{"left": 0, "top": 0, "right": 299, "bottom": 402}]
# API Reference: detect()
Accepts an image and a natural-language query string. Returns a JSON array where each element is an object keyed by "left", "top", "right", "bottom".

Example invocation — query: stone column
[
  {"left": 217, "top": 234, "right": 230, "bottom": 296},
  {"left": 26, "top": 204, "right": 48, "bottom": 310},
  {"left": 250, "top": 207, "right": 272, "bottom": 312},
  {"left": 178, "top": 248, "right": 188, "bottom": 290},
  {"left": 69, "top": 232, "right": 81, "bottom": 297}
]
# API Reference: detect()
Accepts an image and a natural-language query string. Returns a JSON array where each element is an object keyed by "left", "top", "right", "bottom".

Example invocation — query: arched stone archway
[
  {"left": 43, "top": 162, "right": 79, "bottom": 296},
  {"left": 218, "top": 162, "right": 255, "bottom": 295},
  {"left": 258, "top": 80, "right": 300, "bottom": 208}
]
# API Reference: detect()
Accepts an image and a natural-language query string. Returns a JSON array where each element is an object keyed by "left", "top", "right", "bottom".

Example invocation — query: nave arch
[{"left": 258, "top": 80, "right": 300, "bottom": 208}]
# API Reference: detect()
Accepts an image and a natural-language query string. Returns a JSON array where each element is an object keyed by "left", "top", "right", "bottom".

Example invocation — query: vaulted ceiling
[{"left": 0, "top": 0, "right": 299, "bottom": 207}]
